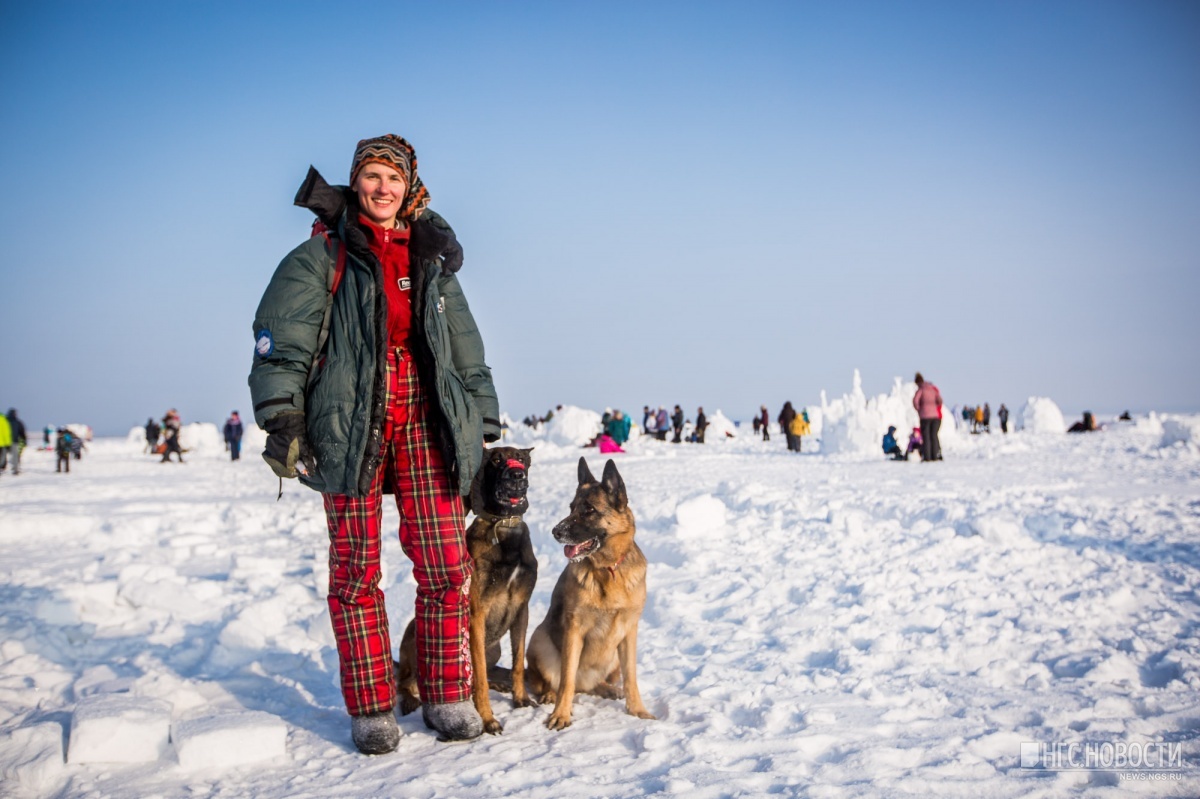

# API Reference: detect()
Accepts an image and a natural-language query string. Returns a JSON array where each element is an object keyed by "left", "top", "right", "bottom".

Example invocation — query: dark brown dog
[
  {"left": 526, "top": 457, "right": 655, "bottom": 730},
  {"left": 396, "top": 446, "right": 537, "bottom": 734}
]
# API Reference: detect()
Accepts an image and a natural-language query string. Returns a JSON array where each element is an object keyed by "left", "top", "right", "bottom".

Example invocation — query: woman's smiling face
[{"left": 353, "top": 162, "right": 407, "bottom": 228}]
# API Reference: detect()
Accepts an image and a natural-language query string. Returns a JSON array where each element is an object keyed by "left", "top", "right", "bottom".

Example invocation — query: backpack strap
[{"left": 307, "top": 222, "right": 346, "bottom": 388}]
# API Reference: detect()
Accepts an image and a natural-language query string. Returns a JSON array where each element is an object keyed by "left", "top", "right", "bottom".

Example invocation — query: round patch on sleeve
[{"left": 255, "top": 328, "right": 274, "bottom": 358}]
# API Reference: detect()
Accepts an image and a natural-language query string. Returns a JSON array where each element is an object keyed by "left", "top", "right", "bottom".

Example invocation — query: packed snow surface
[{"left": 2, "top": 410, "right": 1199, "bottom": 797}]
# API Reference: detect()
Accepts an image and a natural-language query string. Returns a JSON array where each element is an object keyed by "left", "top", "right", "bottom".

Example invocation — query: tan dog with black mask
[{"left": 526, "top": 457, "right": 655, "bottom": 730}]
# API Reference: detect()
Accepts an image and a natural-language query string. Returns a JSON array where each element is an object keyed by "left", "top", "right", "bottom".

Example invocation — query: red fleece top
[{"left": 359, "top": 215, "right": 413, "bottom": 347}]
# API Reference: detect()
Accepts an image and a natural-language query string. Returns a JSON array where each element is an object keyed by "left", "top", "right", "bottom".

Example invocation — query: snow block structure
[
  {"left": 68, "top": 694, "right": 172, "bottom": 764},
  {"left": 818, "top": 370, "right": 959, "bottom": 456},
  {"left": 1016, "top": 397, "right": 1065, "bottom": 434},
  {"left": 173, "top": 711, "right": 287, "bottom": 769}
]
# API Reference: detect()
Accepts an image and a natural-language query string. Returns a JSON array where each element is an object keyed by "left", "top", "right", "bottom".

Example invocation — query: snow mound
[
  {"left": 705, "top": 409, "right": 737, "bottom": 440},
  {"left": 541, "top": 405, "right": 602, "bottom": 446},
  {"left": 173, "top": 711, "right": 288, "bottom": 769},
  {"left": 501, "top": 405, "right": 601, "bottom": 449},
  {"left": 1135, "top": 412, "right": 1165, "bottom": 437},
  {"left": 1161, "top": 417, "right": 1200, "bottom": 449},
  {"left": 0, "top": 722, "right": 65, "bottom": 794},
  {"left": 68, "top": 694, "right": 172, "bottom": 763},
  {"left": 1016, "top": 397, "right": 1065, "bottom": 435},
  {"left": 675, "top": 494, "right": 728, "bottom": 536}
]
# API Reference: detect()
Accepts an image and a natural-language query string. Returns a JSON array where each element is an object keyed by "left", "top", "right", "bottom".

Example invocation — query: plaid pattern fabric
[{"left": 323, "top": 348, "right": 472, "bottom": 716}]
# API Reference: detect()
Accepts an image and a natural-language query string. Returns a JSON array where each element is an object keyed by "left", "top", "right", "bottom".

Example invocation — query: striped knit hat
[{"left": 349, "top": 134, "right": 430, "bottom": 220}]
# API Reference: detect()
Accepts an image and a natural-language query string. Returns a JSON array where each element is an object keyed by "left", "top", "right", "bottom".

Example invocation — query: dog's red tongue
[{"left": 564, "top": 541, "right": 589, "bottom": 559}]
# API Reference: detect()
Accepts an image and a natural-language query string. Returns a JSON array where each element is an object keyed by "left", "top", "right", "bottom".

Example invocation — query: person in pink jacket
[{"left": 912, "top": 372, "right": 943, "bottom": 461}]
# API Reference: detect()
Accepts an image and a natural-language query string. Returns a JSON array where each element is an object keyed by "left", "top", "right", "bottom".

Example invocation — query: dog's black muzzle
[{"left": 491, "top": 459, "right": 529, "bottom": 516}]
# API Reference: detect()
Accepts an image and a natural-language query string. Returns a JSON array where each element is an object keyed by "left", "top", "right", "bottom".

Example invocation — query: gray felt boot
[
  {"left": 351, "top": 710, "right": 400, "bottom": 755},
  {"left": 422, "top": 700, "right": 484, "bottom": 742}
]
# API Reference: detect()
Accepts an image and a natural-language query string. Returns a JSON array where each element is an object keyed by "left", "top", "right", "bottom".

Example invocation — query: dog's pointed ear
[
  {"left": 578, "top": 456, "right": 596, "bottom": 485},
  {"left": 601, "top": 459, "right": 627, "bottom": 509}
]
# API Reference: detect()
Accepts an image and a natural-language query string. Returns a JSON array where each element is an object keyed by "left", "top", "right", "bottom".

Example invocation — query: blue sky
[{"left": 2, "top": 1, "right": 1197, "bottom": 435}]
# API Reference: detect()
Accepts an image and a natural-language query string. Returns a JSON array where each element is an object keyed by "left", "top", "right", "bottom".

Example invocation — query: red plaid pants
[{"left": 322, "top": 347, "right": 472, "bottom": 716}]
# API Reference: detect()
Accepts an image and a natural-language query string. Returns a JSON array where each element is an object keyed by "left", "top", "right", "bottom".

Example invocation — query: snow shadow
[
  {"left": 1024, "top": 512, "right": 1200, "bottom": 570},
  {"left": 0, "top": 582, "right": 346, "bottom": 750}
]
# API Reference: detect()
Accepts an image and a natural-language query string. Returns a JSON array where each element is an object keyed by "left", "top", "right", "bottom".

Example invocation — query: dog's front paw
[
  {"left": 398, "top": 693, "right": 421, "bottom": 716},
  {"left": 512, "top": 693, "right": 538, "bottom": 708},
  {"left": 483, "top": 718, "right": 503, "bottom": 735},
  {"left": 628, "top": 706, "right": 656, "bottom": 720},
  {"left": 545, "top": 709, "right": 573, "bottom": 730}
]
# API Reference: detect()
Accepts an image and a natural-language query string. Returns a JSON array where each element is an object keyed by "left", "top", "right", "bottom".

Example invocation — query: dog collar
[
  {"left": 489, "top": 515, "right": 524, "bottom": 545},
  {"left": 607, "top": 551, "right": 627, "bottom": 577}
]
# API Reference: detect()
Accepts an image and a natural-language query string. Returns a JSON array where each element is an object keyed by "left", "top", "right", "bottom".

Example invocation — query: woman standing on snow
[
  {"left": 249, "top": 135, "right": 500, "bottom": 754},
  {"left": 913, "top": 372, "right": 943, "bottom": 461}
]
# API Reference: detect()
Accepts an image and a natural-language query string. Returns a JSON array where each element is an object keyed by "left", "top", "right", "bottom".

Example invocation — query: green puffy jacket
[{"left": 248, "top": 168, "right": 500, "bottom": 497}]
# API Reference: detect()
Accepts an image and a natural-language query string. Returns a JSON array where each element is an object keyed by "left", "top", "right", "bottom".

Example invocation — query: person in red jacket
[{"left": 912, "top": 372, "right": 943, "bottom": 462}]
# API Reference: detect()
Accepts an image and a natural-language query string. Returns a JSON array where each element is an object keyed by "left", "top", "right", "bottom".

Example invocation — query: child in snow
[
  {"left": 883, "top": 426, "right": 906, "bottom": 460},
  {"left": 597, "top": 433, "right": 625, "bottom": 453},
  {"left": 905, "top": 427, "right": 923, "bottom": 461}
]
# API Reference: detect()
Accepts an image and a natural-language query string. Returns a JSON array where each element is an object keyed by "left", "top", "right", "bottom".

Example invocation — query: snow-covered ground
[{"left": 2, "top": 409, "right": 1199, "bottom": 798}]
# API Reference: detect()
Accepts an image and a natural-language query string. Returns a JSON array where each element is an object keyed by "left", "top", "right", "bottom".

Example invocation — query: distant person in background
[
  {"left": 43, "top": 424, "right": 53, "bottom": 450},
  {"left": 642, "top": 406, "right": 652, "bottom": 434},
  {"left": 973, "top": 405, "right": 984, "bottom": 434},
  {"left": 1068, "top": 411, "right": 1098, "bottom": 433},
  {"left": 998, "top": 403, "right": 1009, "bottom": 434},
  {"left": 597, "top": 432, "right": 624, "bottom": 453},
  {"left": 145, "top": 417, "right": 161, "bottom": 454},
  {"left": 694, "top": 407, "right": 707, "bottom": 443},
  {"left": 913, "top": 373, "right": 943, "bottom": 461},
  {"left": 620, "top": 409, "right": 632, "bottom": 444},
  {"left": 760, "top": 405, "right": 770, "bottom": 441},
  {"left": 1119, "top": 410, "right": 1132, "bottom": 422},
  {"left": 962, "top": 405, "right": 972, "bottom": 432},
  {"left": 752, "top": 413, "right": 762, "bottom": 437},
  {"left": 655, "top": 406, "right": 669, "bottom": 441},
  {"left": 779, "top": 401, "right": 799, "bottom": 452},
  {"left": 55, "top": 428, "right": 73, "bottom": 473},
  {"left": 905, "top": 426, "right": 924, "bottom": 460},
  {"left": 224, "top": 411, "right": 244, "bottom": 461},
  {"left": 982, "top": 402, "right": 991, "bottom": 433},
  {"left": 604, "top": 409, "right": 630, "bottom": 447},
  {"left": 671, "top": 405, "right": 684, "bottom": 443},
  {"left": 788, "top": 407, "right": 811, "bottom": 452},
  {"left": 6, "top": 409, "right": 26, "bottom": 476},
  {"left": 883, "top": 425, "right": 905, "bottom": 460},
  {"left": 0, "top": 413, "right": 10, "bottom": 475},
  {"left": 161, "top": 409, "right": 184, "bottom": 463}
]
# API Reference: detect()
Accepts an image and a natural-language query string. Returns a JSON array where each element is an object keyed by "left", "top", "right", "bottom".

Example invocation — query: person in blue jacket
[{"left": 883, "top": 425, "right": 906, "bottom": 461}]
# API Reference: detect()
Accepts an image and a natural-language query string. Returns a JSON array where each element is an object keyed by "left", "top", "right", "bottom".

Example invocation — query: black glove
[
  {"left": 262, "top": 412, "right": 316, "bottom": 479},
  {"left": 441, "top": 234, "right": 463, "bottom": 274}
]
